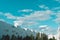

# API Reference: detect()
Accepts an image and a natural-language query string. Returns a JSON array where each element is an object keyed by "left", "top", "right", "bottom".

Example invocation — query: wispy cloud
[
  {"left": 4, "top": 13, "right": 17, "bottom": 19},
  {"left": 39, "top": 25, "right": 57, "bottom": 35},
  {"left": 55, "top": 0, "right": 60, "bottom": 2},
  {"left": 39, "top": 25, "right": 51, "bottom": 32},
  {"left": 14, "top": 10, "right": 55, "bottom": 27},
  {"left": 52, "top": 7, "right": 60, "bottom": 11},
  {"left": 48, "top": 34, "right": 54, "bottom": 39},
  {"left": 39, "top": 25, "right": 48, "bottom": 30},
  {"left": 0, "top": 19, "right": 5, "bottom": 22},
  {"left": 39, "top": 5, "right": 49, "bottom": 9},
  {"left": 53, "top": 12, "right": 60, "bottom": 24},
  {"left": 18, "top": 9, "right": 33, "bottom": 12},
  {"left": 14, "top": 20, "right": 23, "bottom": 27}
]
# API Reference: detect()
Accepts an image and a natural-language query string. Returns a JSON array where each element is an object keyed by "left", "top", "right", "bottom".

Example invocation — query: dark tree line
[{"left": 0, "top": 32, "right": 56, "bottom": 40}]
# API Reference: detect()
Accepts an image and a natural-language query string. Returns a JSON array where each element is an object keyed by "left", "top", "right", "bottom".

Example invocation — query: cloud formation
[
  {"left": 0, "top": 19, "right": 5, "bottom": 22},
  {"left": 14, "top": 20, "right": 23, "bottom": 27},
  {"left": 4, "top": 13, "right": 17, "bottom": 19},
  {"left": 39, "top": 25, "right": 48, "bottom": 30},
  {"left": 54, "top": 12, "right": 60, "bottom": 24},
  {"left": 55, "top": 0, "right": 60, "bottom": 2},
  {"left": 39, "top": 5, "right": 49, "bottom": 9},
  {"left": 18, "top": 9, "right": 33, "bottom": 12},
  {"left": 39, "top": 25, "right": 51, "bottom": 32},
  {"left": 14, "top": 10, "right": 55, "bottom": 27}
]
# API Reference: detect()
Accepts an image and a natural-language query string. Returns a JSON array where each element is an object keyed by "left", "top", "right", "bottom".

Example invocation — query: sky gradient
[{"left": 0, "top": 0, "right": 60, "bottom": 35}]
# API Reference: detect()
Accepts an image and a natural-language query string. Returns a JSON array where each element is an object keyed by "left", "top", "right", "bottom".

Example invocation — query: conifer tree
[
  {"left": 30, "top": 34, "right": 34, "bottom": 40},
  {"left": 35, "top": 32, "right": 41, "bottom": 40},
  {"left": 41, "top": 33, "right": 48, "bottom": 40},
  {"left": 11, "top": 35, "right": 17, "bottom": 40}
]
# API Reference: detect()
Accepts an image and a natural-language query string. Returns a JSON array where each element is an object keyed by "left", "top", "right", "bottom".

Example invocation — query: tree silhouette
[
  {"left": 23, "top": 36, "right": 31, "bottom": 40},
  {"left": 52, "top": 36, "right": 56, "bottom": 40},
  {"left": 1, "top": 35, "right": 10, "bottom": 40},
  {"left": 0, "top": 32, "right": 57, "bottom": 40},
  {"left": 41, "top": 33, "right": 48, "bottom": 40},
  {"left": 49, "top": 36, "right": 56, "bottom": 40},
  {"left": 11, "top": 35, "right": 17, "bottom": 40},
  {"left": 30, "top": 34, "right": 34, "bottom": 40},
  {"left": 1, "top": 35, "right": 5, "bottom": 40},
  {"left": 49, "top": 38, "right": 53, "bottom": 40},
  {"left": 17, "top": 35, "right": 22, "bottom": 40},
  {"left": 35, "top": 32, "right": 41, "bottom": 40}
]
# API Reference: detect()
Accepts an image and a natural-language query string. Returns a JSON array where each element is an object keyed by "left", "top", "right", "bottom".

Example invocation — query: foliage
[
  {"left": 0, "top": 33, "right": 56, "bottom": 40},
  {"left": 41, "top": 33, "right": 48, "bottom": 40},
  {"left": 49, "top": 36, "right": 56, "bottom": 40},
  {"left": 35, "top": 32, "right": 41, "bottom": 40}
]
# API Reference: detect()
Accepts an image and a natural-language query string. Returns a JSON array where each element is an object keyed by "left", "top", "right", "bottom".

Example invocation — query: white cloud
[
  {"left": 4, "top": 13, "right": 17, "bottom": 19},
  {"left": 39, "top": 5, "right": 49, "bottom": 9},
  {"left": 52, "top": 10, "right": 60, "bottom": 25},
  {"left": 14, "top": 10, "right": 54, "bottom": 27},
  {"left": 53, "top": 12, "right": 60, "bottom": 24},
  {"left": 0, "top": 19, "right": 5, "bottom": 22},
  {"left": 14, "top": 20, "right": 23, "bottom": 27},
  {"left": 48, "top": 34, "right": 54, "bottom": 39},
  {"left": 22, "top": 21, "right": 39, "bottom": 27},
  {"left": 48, "top": 34, "right": 53, "bottom": 39},
  {"left": 39, "top": 25, "right": 56, "bottom": 35},
  {"left": 48, "top": 34, "right": 57, "bottom": 39},
  {"left": 55, "top": 0, "right": 60, "bottom": 2},
  {"left": 54, "top": 18, "right": 60, "bottom": 24},
  {"left": 39, "top": 25, "right": 48, "bottom": 28},
  {"left": 29, "top": 10, "right": 52, "bottom": 20},
  {"left": 39, "top": 25, "right": 50, "bottom": 31},
  {"left": 18, "top": 9, "right": 33, "bottom": 12},
  {"left": 52, "top": 7, "right": 60, "bottom": 11},
  {"left": 39, "top": 5, "right": 45, "bottom": 8},
  {"left": 56, "top": 12, "right": 60, "bottom": 17}
]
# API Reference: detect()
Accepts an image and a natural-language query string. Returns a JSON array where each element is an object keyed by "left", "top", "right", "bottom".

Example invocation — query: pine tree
[
  {"left": 1, "top": 35, "right": 5, "bottom": 40},
  {"left": 17, "top": 35, "right": 22, "bottom": 40},
  {"left": 52, "top": 36, "right": 56, "bottom": 40},
  {"left": 5, "top": 35, "right": 10, "bottom": 40},
  {"left": 41, "top": 33, "right": 48, "bottom": 40},
  {"left": 49, "top": 36, "right": 56, "bottom": 40},
  {"left": 49, "top": 38, "right": 53, "bottom": 40},
  {"left": 11, "top": 35, "right": 17, "bottom": 40},
  {"left": 30, "top": 34, "right": 34, "bottom": 40},
  {"left": 35, "top": 32, "right": 41, "bottom": 40},
  {"left": 1, "top": 35, "right": 10, "bottom": 40}
]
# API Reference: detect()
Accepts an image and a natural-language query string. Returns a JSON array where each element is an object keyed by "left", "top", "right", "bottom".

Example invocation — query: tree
[
  {"left": 1, "top": 35, "right": 10, "bottom": 40},
  {"left": 52, "top": 36, "right": 56, "bottom": 40},
  {"left": 35, "top": 32, "right": 41, "bottom": 40},
  {"left": 1, "top": 35, "right": 5, "bottom": 40},
  {"left": 11, "top": 35, "right": 17, "bottom": 40},
  {"left": 30, "top": 34, "right": 34, "bottom": 40},
  {"left": 41, "top": 33, "right": 48, "bottom": 40},
  {"left": 49, "top": 36, "right": 56, "bottom": 40},
  {"left": 17, "top": 35, "right": 22, "bottom": 40},
  {"left": 5, "top": 35, "right": 10, "bottom": 40},
  {"left": 49, "top": 38, "right": 53, "bottom": 40},
  {"left": 23, "top": 36, "right": 32, "bottom": 40}
]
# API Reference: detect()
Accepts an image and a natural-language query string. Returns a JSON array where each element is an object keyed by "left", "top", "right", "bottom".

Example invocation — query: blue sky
[{"left": 0, "top": 0, "right": 60, "bottom": 35}]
